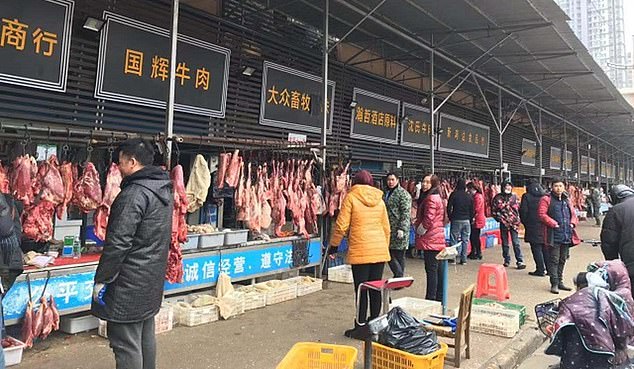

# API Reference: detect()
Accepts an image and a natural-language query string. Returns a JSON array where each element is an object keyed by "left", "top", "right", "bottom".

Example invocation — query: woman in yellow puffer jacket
[{"left": 329, "top": 170, "right": 390, "bottom": 340}]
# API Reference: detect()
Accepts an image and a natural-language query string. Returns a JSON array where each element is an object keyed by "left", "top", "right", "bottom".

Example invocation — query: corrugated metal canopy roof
[{"left": 268, "top": 0, "right": 634, "bottom": 155}]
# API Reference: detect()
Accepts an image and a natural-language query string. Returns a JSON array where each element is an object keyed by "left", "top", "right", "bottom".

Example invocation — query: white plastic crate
[
  {"left": 3, "top": 337, "right": 25, "bottom": 367},
  {"left": 236, "top": 287, "right": 267, "bottom": 311},
  {"left": 165, "top": 296, "right": 220, "bottom": 327},
  {"left": 253, "top": 280, "right": 298, "bottom": 305},
  {"left": 328, "top": 265, "right": 354, "bottom": 284},
  {"left": 218, "top": 292, "right": 246, "bottom": 319},
  {"left": 471, "top": 306, "right": 520, "bottom": 338},
  {"left": 287, "top": 277, "right": 323, "bottom": 296},
  {"left": 390, "top": 297, "right": 444, "bottom": 321},
  {"left": 99, "top": 305, "right": 174, "bottom": 338}
]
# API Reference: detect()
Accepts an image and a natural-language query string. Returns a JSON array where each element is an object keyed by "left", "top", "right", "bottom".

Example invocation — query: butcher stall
[{"left": 0, "top": 126, "right": 325, "bottom": 334}]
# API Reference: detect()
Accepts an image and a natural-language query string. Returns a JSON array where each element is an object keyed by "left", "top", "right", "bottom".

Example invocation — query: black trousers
[
  {"left": 468, "top": 227, "right": 482, "bottom": 258},
  {"left": 352, "top": 263, "right": 385, "bottom": 324},
  {"left": 107, "top": 317, "right": 156, "bottom": 369},
  {"left": 423, "top": 250, "right": 444, "bottom": 302},
  {"left": 547, "top": 244, "right": 570, "bottom": 287},
  {"left": 388, "top": 249, "right": 406, "bottom": 278},
  {"left": 530, "top": 242, "right": 547, "bottom": 274}
]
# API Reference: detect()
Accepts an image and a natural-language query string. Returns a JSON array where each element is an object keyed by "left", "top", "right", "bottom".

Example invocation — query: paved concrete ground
[
  {"left": 14, "top": 221, "right": 604, "bottom": 369},
  {"left": 516, "top": 341, "right": 558, "bottom": 369}
]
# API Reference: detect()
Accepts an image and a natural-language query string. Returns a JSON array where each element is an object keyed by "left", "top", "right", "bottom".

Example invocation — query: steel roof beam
[
  {"left": 413, "top": 22, "right": 553, "bottom": 36},
  {"left": 328, "top": 0, "right": 387, "bottom": 53}
]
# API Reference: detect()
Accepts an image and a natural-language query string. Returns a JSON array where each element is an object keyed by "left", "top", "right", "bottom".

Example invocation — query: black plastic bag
[{"left": 378, "top": 306, "right": 440, "bottom": 356}]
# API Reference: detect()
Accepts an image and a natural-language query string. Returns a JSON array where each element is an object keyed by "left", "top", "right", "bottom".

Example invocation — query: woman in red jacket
[
  {"left": 467, "top": 181, "right": 486, "bottom": 260},
  {"left": 414, "top": 174, "right": 447, "bottom": 301}
]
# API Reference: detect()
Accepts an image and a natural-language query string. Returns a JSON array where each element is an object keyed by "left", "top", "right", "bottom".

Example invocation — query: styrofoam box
[
  {"left": 3, "top": 337, "right": 25, "bottom": 367},
  {"left": 60, "top": 314, "right": 100, "bottom": 334}
]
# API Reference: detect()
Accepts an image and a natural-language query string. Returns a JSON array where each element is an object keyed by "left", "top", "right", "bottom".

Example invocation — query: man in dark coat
[
  {"left": 519, "top": 179, "right": 548, "bottom": 277},
  {"left": 591, "top": 184, "right": 602, "bottom": 226},
  {"left": 92, "top": 139, "right": 173, "bottom": 369},
  {"left": 447, "top": 178, "right": 474, "bottom": 264},
  {"left": 601, "top": 184, "right": 634, "bottom": 293}
]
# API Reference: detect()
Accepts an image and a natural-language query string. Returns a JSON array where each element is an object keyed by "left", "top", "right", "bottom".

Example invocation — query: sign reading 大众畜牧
[
  {"left": 260, "top": 61, "right": 335, "bottom": 133},
  {"left": 521, "top": 138, "right": 536, "bottom": 166},
  {"left": 550, "top": 147, "right": 562, "bottom": 170},
  {"left": 0, "top": 0, "right": 74, "bottom": 92},
  {"left": 581, "top": 155, "right": 589, "bottom": 175},
  {"left": 400, "top": 103, "right": 433, "bottom": 148},
  {"left": 95, "top": 12, "right": 230, "bottom": 117},
  {"left": 563, "top": 150, "right": 573, "bottom": 171},
  {"left": 438, "top": 114, "right": 490, "bottom": 158},
  {"left": 350, "top": 88, "right": 400, "bottom": 144},
  {"left": 589, "top": 158, "right": 596, "bottom": 176}
]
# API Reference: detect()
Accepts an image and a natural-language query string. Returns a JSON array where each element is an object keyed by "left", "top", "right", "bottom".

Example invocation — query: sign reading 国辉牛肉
[
  {"left": 0, "top": 0, "right": 74, "bottom": 92},
  {"left": 95, "top": 12, "right": 230, "bottom": 117}
]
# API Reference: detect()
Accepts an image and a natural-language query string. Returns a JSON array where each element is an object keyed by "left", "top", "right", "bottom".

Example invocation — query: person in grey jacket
[
  {"left": 384, "top": 173, "right": 412, "bottom": 278},
  {"left": 92, "top": 139, "right": 173, "bottom": 369}
]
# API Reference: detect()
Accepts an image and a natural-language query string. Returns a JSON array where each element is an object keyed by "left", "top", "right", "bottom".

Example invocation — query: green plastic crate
[{"left": 472, "top": 298, "right": 527, "bottom": 327}]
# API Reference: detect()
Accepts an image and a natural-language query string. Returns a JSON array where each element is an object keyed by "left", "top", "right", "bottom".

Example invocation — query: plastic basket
[
  {"left": 328, "top": 265, "right": 354, "bottom": 284},
  {"left": 219, "top": 293, "right": 246, "bottom": 319},
  {"left": 370, "top": 342, "right": 448, "bottom": 369},
  {"left": 471, "top": 306, "right": 520, "bottom": 338},
  {"left": 3, "top": 337, "right": 25, "bottom": 367},
  {"left": 276, "top": 342, "right": 358, "bottom": 369},
  {"left": 390, "top": 298, "right": 443, "bottom": 321},
  {"left": 287, "top": 277, "right": 323, "bottom": 296},
  {"left": 171, "top": 302, "right": 219, "bottom": 327},
  {"left": 472, "top": 298, "right": 527, "bottom": 326},
  {"left": 236, "top": 286, "right": 267, "bottom": 311},
  {"left": 98, "top": 304, "right": 174, "bottom": 338},
  {"left": 259, "top": 282, "right": 298, "bottom": 305}
]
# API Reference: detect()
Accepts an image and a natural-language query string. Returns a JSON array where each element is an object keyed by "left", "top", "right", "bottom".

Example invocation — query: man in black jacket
[
  {"left": 600, "top": 184, "right": 634, "bottom": 293},
  {"left": 92, "top": 139, "right": 173, "bottom": 369},
  {"left": 519, "top": 179, "right": 548, "bottom": 277},
  {"left": 447, "top": 179, "right": 474, "bottom": 264}
]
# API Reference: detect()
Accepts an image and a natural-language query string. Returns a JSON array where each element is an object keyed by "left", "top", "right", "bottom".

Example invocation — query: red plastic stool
[{"left": 475, "top": 264, "right": 510, "bottom": 301}]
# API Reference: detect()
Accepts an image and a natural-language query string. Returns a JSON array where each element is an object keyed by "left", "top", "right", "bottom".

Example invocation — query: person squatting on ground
[
  {"left": 447, "top": 178, "right": 473, "bottom": 265},
  {"left": 491, "top": 181, "right": 526, "bottom": 269},
  {"left": 91, "top": 139, "right": 173, "bottom": 369},
  {"left": 329, "top": 170, "right": 390, "bottom": 340},
  {"left": 601, "top": 184, "right": 634, "bottom": 293},
  {"left": 545, "top": 260, "right": 634, "bottom": 369},
  {"left": 414, "top": 174, "right": 447, "bottom": 302},
  {"left": 383, "top": 172, "right": 412, "bottom": 278},
  {"left": 467, "top": 181, "right": 486, "bottom": 260},
  {"left": 520, "top": 179, "right": 548, "bottom": 277},
  {"left": 538, "top": 177, "right": 580, "bottom": 294}
]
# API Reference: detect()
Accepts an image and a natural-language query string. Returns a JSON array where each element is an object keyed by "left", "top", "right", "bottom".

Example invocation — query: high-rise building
[{"left": 555, "top": 0, "right": 631, "bottom": 88}]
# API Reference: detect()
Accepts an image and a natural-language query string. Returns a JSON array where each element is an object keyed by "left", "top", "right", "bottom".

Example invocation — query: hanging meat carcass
[
  {"left": 247, "top": 165, "right": 262, "bottom": 233},
  {"left": 94, "top": 163, "right": 122, "bottom": 241},
  {"left": 235, "top": 161, "right": 248, "bottom": 221},
  {"left": 0, "top": 162, "right": 9, "bottom": 194},
  {"left": 21, "top": 301, "right": 34, "bottom": 348},
  {"left": 56, "top": 162, "right": 76, "bottom": 219},
  {"left": 272, "top": 161, "right": 289, "bottom": 237},
  {"left": 50, "top": 296, "right": 59, "bottom": 331},
  {"left": 166, "top": 165, "right": 187, "bottom": 284},
  {"left": 72, "top": 162, "right": 102, "bottom": 213},
  {"left": 327, "top": 162, "right": 350, "bottom": 217},
  {"left": 39, "top": 297, "right": 55, "bottom": 340},
  {"left": 216, "top": 152, "right": 231, "bottom": 188},
  {"left": 185, "top": 154, "right": 211, "bottom": 213},
  {"left": 22, "top": 200, "right": 55, "bottom": 242},
  {"left": 38, "top": 155, "right": 64, "bottom": 205},
  {"left": 224, "top": 149, "right": 241, "bottom": 188},
  {"left": 259, "top": 163, "right": 272, "bottom": 230},
  {"left": 11, "top": 155, "right": 37, "bottom": 205}
]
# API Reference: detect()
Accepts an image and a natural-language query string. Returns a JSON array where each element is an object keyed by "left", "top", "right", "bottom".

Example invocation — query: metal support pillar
[
  {"left": 563, "top": 121, "right": 567, "bottom": 178},
  {"left": 165, "top": 0, "right": 179, "bottom": 169},
  {"left": 430, "top": 40, "right": 435, "bottom": 173},
  {"left": 539, "top": 110, "right": 543, "bottom": 182},
  {"left": 498, "top": 86, "right": 503, "bottom": 171},
  {"left": 318, "top": 0, "right": 329, "bottom": 279},
  {"left": 576, "top": 130, "right": 581, "bottom": 182}
]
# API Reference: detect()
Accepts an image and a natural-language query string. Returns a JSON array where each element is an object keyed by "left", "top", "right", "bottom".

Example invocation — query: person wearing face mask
[
  {"left": 492, "top": 181, "right": 526, "bottom": 269},
  {"left": 466, "top": 182, "right": 486, "bottom": 260},
  {"left": 538, "top": 177, "right": 580, "bottom": 294},
  {"left": 383, "top": 173, "right": 412, "bottom": 278},
  {"left": 414, "top": 174, "right": 447, "bottom": 301}
]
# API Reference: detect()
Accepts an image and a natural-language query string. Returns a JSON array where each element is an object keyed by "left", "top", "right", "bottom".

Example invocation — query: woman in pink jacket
[
  {"left": 414, "top": 174, "right": 447, "bottom": 301},
  {"left": 467, "top": 181, "right": 487, "bottom": 260}
]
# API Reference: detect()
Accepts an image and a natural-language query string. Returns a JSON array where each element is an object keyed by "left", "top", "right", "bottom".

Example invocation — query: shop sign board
[
  {"left": 3, "top": 240, "right": 320, "bottom": 321},
  {"left": 601, "top": 161, "right": 607, "bottom": 177},
  {"left": 619, "top": 166, "right": 624, "bottom": 181},
  {"left": 350, "top": 88, "right": 400, "bottom": 144},
  {"left": 563, "top": 150, "right": 573, "bottom": 171},
  {"left": 260, "top": 61, "right": 335, "bottom": 133},
  {"left": 0, "top": 0, "right": 74, "bottom": 92},
  {"left": 589, "top": 158, "right": 596, "bottom": 176},
  {"left": 438, "top": 114, "right": 490, "bottom": 158},
  {"left": 95, "top": 12, "right": 230, "bottom": 117},
  {"left": 580, "top": 155, "right": 588, "bottom": 175},
  {"left": 400, "top": 103, "right": 433, "bottom": 148},
  {"left": 521, "top": 138, "right": 536, "bottom": 166},
  {"left": 550, "top": 147, "right": 562, "bottom": 170}
]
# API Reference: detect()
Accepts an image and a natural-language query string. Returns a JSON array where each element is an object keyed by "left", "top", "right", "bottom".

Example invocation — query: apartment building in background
[{"left": 555, "top": 0, "right": 631, "bottom": 88}]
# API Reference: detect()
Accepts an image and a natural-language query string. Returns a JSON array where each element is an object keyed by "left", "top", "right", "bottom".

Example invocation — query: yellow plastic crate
[
  {"left": 370, "top": 342, "right": 448, "bottom": 369},
  {"left": 276, "top": 342, "right": 358, "bottom": 369}
]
